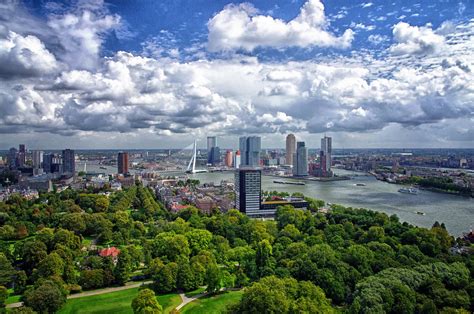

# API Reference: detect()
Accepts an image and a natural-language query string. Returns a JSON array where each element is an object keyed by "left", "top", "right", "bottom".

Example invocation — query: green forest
[{"left": 0, "top": 183, "right": 472, "bottom": 313}]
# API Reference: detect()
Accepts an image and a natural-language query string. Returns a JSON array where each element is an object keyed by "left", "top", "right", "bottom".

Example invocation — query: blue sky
[{"left": 0, "top": 0, "right": 473, "bottom": 149}]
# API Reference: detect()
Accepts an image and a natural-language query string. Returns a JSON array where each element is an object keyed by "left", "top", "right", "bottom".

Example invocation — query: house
[{"left": 99, "top": 246, "right": 121, "bottom": 264}]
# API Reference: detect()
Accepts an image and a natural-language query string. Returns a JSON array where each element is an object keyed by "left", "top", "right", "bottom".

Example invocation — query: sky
[{"left": 0, "top": 0, "right": 473, "bottom": 149}]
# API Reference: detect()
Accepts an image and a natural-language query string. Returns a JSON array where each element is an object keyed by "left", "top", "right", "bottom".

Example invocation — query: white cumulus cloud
[{"left": 207, "top": 0, "right": 354, "bottom": 52}]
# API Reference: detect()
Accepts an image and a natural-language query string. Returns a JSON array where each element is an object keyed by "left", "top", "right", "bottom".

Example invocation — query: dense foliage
[{"left": 0, "top": 184, "right": 471, "bottom": 313}]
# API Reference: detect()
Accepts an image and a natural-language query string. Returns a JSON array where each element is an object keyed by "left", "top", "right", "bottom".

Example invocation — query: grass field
[
  {"left": 181, "top": 290, "right": 243, "bottom": 314},
  {"left": 58, "top": 288, "right": 181, "bottom": 314}
]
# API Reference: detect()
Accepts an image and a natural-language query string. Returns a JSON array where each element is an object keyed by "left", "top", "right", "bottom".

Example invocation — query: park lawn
[
  {"left": 5, "top": 294, "right": 21, "bottom": 305},
  {"left": 181, "top": 290, "right": 243, "bottom": 314},
  {"left": 58, "top": 288, "right": 180, "bottom": 314}
]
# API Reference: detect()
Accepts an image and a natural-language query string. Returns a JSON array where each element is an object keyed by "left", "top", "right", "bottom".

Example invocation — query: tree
[
  {"left": 205, "top": 264, "right": 222, "bottom": 293},
  {"left": 114, "top": 249, "right": 132, "bottom": 285},
  {"left": 60, "top": 213, "right": 86, "bottom": 234},
  {"left": 24, "top": 280, "right": 67, "bottom": 313},
  {"left": 185, "top": 229, "right": 213, "bottom": 255},
  {"left": 0, "top": 253, "right": 14, "bottom": 286},
  {"left": 177, "top": 262, "right": 198, "bottom": 291},
  {"left": 0, "top": 285, "right": 7, "bottom": 308},
  {"left": 132, "top": 288, "right": 162, "bottom": 314},
  {"left": 154, "top": 262, "right": 178, "bottom": 293},
  {"left": 256, "top": 239, "right": 273, "bottom": 277},
  {"left": 36, "top": 252, "right": 64, "bottom": 279}
]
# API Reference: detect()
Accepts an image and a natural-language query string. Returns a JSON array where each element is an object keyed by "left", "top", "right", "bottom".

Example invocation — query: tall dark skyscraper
[
  {"left": 117, "top": 152, "right": 129, "bottom": 174},
  {"left": 292, "top": 141, "right": 308, "bottom": 176},
  {"left": 239, "top": 136, "right": 261, "bottom": 167},
  {"left": 62, "top": 149, "right": 75, "bottom": 175},
  {"left": 18, "top": 144, "right": 26, "bottom": 167},
  {"left": 43, "top": 153, "right": 53, "bottom": 173},
  {"left": 8, "top": 147, "right": 17, "bottom": 169},
  {"left": 320, "top": 136, "right": 332, "bottom": 177},
  {"left": 207, "top": 136, "right": 220, "bottom": 165},
  {"left": 235, "top": 168, "right": 261, "bottom": 215}
]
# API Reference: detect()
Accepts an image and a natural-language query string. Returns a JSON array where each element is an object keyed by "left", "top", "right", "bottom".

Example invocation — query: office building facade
[
  {"left": 235, "top": 168, "right": 262, "bottom": 215},
  {"left": 62, "top": 149, "right": 75, "bottom": 175},
  {"left": 320, "top": 136, "right": 333, "bottom": 177},
  {"left": 239, "top": 136, "right": 261, "bottom": 167},
  {"left": 8, "top": 147, "right": 17, "bottom": 169},
  {"left": 286, "top": 134, "right": 296, "bottom": 165},
  {"left": 293, "top": 141, "right": 308, "bottom": 176},
  {"left": 118, "top": 152, "right": 129, "bottom": 174}
]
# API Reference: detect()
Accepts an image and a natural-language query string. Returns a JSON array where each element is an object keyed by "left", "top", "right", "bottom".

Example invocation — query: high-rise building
[
  {"left": 32, "top": 150, "right": 43, "bottom": 168},
  {"left": 118, "top": 152, "right": 129, "bottom": 174},
  {"left": 239, "top": 136, "right": 261, "bottom": 167},
  {"left": 18, "top": 144, "right": 26, "bottom": 167},
  {"left": 32, "top": 150, "right": 43, "bottom": 175},
  {"left": 62, "top": 149, "right": 75, "bottom": 175},
  {"left": 207, "top": 136, "right": 217, "bottom": 164},
  {"left": 234, "top": 150, "right": 241, "bottom": 169},
  {"left": 208, "top": 146, "right": 221, "bottom": 165},
  {"left": 293, "top": 141, "right": 308, "bottom": 176},
  {"left": 8, "top": 147, "right": 17, "bottom": 169},
  {"left": 207, "top": 136, "right": 217, "bottom": 151},
  {"left": 320, "top": 136, "right": 332, "bottom": 177},
  {"left": 43, "top": 153, "right": 53, "bottom": 173},
  {"left": 286, "top": 134, "right": 296, "bottom": 165},
  {"left": 225, "top": 150, "right": 233, "bottom": 167},
  {"left": 235, "top": 168, "right": 261, "bottom": 215}
]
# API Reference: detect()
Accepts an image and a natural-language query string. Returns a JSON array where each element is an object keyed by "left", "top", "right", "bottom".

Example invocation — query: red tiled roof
[{"left": 99, "top": 247, "right": 120, "bottom": 257}]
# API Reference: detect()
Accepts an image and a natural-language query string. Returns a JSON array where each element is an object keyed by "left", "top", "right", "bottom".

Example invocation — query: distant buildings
[
  {"left": 42, "top": 153, "right": 54, "bottom": 173},
  {"left": 18, "top": 144, "right": 26, "bottom": 167},
  {"left": 239, "top": 136, "right": 261, "bottom": 167},
  {"left": 320, "top": 136, "right": 332, "bottom": 177},
  {"left": 225, "top": 150, "right": 233, "bottom": 167},
  {"left": 62, "top": 149, "right": 75, "bottom": 175},
  {"left": 293, "top": 141, "right": 308, "bottom": 176},
  {"left": 8, "top": 147, "right": 17, "bottom": 169},
  {"left": 286, "top": 134, "right": 296, "bottom": 166},
  {"left": 234, "top": 150, "right": 241, "bottom": 169},
  {"left": 32, "top": 150, "right": 43, "bottom": 175},
  {"left": 207, "top": 136, "right": 220, "bottom": 165},
  {"left": 117, "top": 152, "right": 129, "bottom": 174},
  {"left": 235, "top": 168, "right": 261, "bottom": 215}
]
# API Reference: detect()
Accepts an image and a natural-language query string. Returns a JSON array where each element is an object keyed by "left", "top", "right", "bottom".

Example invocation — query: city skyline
[{"left": 0, "top": 0, "right": 473, "bottom": 149}]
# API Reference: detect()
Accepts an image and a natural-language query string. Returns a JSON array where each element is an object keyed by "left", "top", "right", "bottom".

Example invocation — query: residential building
[
  {"left": 225, "top": 150, "right": 233, "bottom": 167},
  {"left": 234, "top": 150, "right": 241, "bottom": 169}
]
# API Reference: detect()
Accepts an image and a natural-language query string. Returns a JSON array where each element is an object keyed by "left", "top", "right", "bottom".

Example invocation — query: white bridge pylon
[{"left": 186, "top": 140, "right": 207, "bottom": 174}]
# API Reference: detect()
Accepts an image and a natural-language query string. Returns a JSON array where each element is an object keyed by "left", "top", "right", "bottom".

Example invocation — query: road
[{"left": 6, "top": 280, "right": 153, "bottom": 308}]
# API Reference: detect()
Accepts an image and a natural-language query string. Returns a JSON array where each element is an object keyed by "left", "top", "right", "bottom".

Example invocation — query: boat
[
  {"left": 273, "top": 180, "right": 306, "bottom": 186},
  {"left": 416, "top": 211, "right": 425, "bottom": 215},
  {"left": 354, "top": 183, "right": 366, "bottom": 186},
  {"left": 99, "top": 166, "right": 107, "bottom": 170},
  {"left": 398, "top": 187, "right": 419, "bottom": 195}
]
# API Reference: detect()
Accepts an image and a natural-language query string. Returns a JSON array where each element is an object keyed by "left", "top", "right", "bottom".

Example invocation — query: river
[
  {"left": 188, "top": 169, "right": 473, "bottom": 237},
  {"left": 77, "top": 162, "right": 473, "bottom": 236}
]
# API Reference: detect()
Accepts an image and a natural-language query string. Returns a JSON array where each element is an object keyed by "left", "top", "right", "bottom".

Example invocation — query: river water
[
  {"left": 189, "top": 169, "right": 473, "bottom": 237},
  {"left": 77, "top": 162, "right": 473, "bottom": 236}
]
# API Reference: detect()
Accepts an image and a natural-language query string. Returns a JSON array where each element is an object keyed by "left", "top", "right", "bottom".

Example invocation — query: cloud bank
[{"left": 0, "top": 0, "right": 473, "bottom": 148}]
